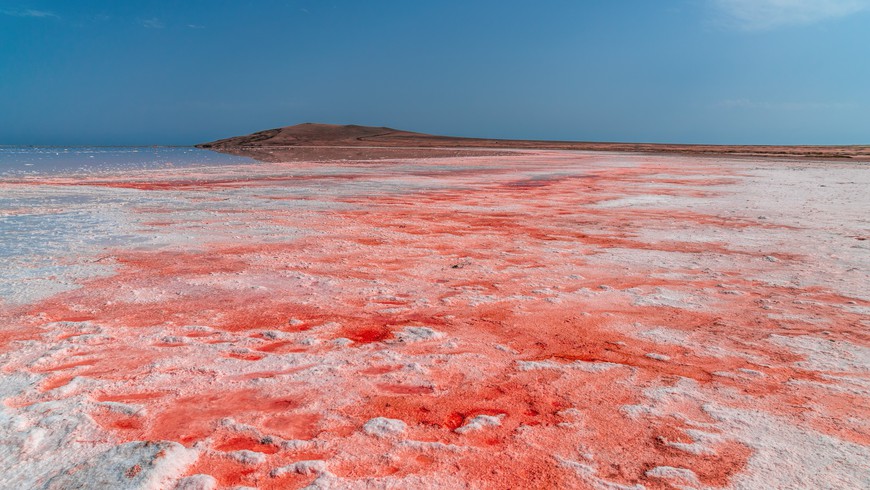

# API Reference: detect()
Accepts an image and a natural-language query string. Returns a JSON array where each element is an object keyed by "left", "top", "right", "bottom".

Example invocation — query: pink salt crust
[{"left": 1, "top": 151, "right": 867, "bottom": 489}]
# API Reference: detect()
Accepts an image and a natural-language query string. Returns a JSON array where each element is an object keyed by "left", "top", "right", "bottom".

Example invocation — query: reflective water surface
[{"left": 0, "top": 146, "right": 255, "bottom": 177}]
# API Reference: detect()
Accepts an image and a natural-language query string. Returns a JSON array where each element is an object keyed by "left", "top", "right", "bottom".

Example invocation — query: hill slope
[
  {"left": 198, "top": 123, "right": 870, "bottom": 160},
  {"left": 198, "top": 123, "right": 440, "bottom": 148}
]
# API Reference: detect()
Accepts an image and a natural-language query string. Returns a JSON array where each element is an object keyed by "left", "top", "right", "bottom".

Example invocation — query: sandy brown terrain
[{"left": 198, "top": 123, "right": 870, "bottom": 161}]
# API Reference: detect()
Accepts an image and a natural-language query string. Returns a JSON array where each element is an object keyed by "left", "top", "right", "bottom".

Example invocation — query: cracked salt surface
[
  {"left": 362, "top": 417, "right": 407, "bottom": 437},
  {"left": 455, "top": 414, "right": 504, "bottom": 434}
]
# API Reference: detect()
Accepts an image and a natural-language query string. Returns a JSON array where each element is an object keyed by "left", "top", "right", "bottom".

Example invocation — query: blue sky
[{"left": 1, "top": 0, "right": 868, "bottom": 145}]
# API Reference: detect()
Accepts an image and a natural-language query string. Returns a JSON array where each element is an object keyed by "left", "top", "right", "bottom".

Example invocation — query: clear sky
[{"left": 1, "top": 0, "right": 868, "bottom": 146}]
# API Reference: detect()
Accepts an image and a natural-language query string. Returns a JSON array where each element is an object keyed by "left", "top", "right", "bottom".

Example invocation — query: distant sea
[{"left": 0, "top": 146, "right": 255, "bottom": 177}]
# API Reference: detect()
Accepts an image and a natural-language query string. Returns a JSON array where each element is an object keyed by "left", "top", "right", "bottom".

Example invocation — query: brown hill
[
  {"left": 198, "top": 123, "right": 870, "bottom": 161},
  {"left": 199, "top": 123, "right": 430, "bottom": 148}
]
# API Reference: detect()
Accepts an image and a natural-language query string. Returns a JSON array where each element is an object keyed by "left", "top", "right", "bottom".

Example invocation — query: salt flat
[{"left": 1, "top": 150, "right": 868, "bottom": 489}]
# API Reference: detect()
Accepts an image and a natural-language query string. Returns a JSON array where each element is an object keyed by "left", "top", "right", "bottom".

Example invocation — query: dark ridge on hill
[{"left": 198, "top": 123, "right": 870, "bottom": 161}]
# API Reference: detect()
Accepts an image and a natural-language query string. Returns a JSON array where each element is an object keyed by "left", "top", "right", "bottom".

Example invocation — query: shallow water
[{"left": 0, "top": 146, "right": 255, "bottom": 176}]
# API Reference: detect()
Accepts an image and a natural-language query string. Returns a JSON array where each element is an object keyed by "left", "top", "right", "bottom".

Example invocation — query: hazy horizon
[{"left": 2, "top": 1, "right": 869, "bottom": 146}]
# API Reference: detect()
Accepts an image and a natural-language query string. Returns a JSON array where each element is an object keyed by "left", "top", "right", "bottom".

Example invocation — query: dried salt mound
[
  {"left": 645, "top": 353, "right": 671, "bottom": 362},
  {"left": 515, "top": 360, "right": 559, "bottom": 371},
  {"left": 45, "top": 320, "right": 101, "bottom": 333},
  {"left": 160, "top": 336, "right": 189, "bottom": 344},
  {"left": 43, "top": 441, "right": 196, "bottom": 490},
  {"left": 227, "top": 449, "right": 267, "bottom": 465},
  {"left": 363, "top": 417, "right": 407, "bottom": 437},
  {"left": 620, "top": 404, "right": 654, "bottom": 420},
  {"left": 659, "top": 428, "right": 723, "bottom": 456},
  {"left": 494, "top": 344, "right": 518, "bottom": 354},
  {"left": 714, "top": 368, "right": 766, "bottom": 380},
  {"left": 394, "top": 326, "right": 445, "bottom": 343},
  {"left": 401, "top": 440, "right": 467, "bottom": 452},
  {"left": 281, "top": 439, "right": 314, "bottom": 450},
  {"left": 181, "top": 325, "right": 212, "bottom": 333},
  {"left": 270, "top": 460, "right": 328, "bottom": 477},
  {"left": 516, "top": 360, "right": 619, "bottom": 372},
  {"left": 556, "top": 408, "right": 584, "bottom": 419},
  {"left": 645, "top": 466, "right": 701, "bottom": 486},
  {"left": 592, "top": 194, "right": 675, "bottom": 208},
  {"left": 455, "top": 414, "right": 504, "bottom": 434},
  {"left": 738, "top": 368, "right": 765, "bottom": 377},
  {"left": 175, "top": 474, "right": 218, "bottom": 490}
]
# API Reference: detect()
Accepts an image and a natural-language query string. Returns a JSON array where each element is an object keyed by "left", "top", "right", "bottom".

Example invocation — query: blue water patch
[{"left": 0, "top": 146, "right": 255, "bottom": 177}]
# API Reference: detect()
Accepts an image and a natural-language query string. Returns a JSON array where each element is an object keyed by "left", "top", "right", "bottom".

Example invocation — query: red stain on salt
[
  {"left": 376, "top": 383, "right": 435, "bottom": 395},
  {"left": 152, "top": 341, "right": 187, "bottom": 348},
  {"left": 338, "top": 325, "right": 392, "bottom": 343},
  {"left": 114, "top": 250, "right": 250, "bottom": 275},
  {"left": 40, "top": 359, "right": 98, "bottom": 372},
  {"left": 39, "top": 375, "right": 74, "bottom": 392},
  {"left": 93, "top": 410, "right": 144, "bottom": 431},
  {"left": 54, "top": 315, "right": 96, "bottom": 322},
  {"left": 6, "top": 155, "right": 866, "bottom": 488},
  {"left": 214, "top": 435, "right": 280, "bottom": 454},
  {"left": 255, "top": 341, "right": 307, "bottom": 354},
  {"left": 183, "top": 453, "right": 260, "bottom": 488},
  {"left": 261, "top": 413, "right": 321, "bottom": 440},
  {"left": 229, "top": 366, "right": 313, "bottom": 381},
  {"left": 96, "top": 392, "right": 166, "bottom": 403},
  {"left": 359, "top": 365, "right": 402, "bottom": 375},
  {"left": 143, "top": 389, "right": 301, "bottom": 445},
  {"left": 224, "top": 351, "right": 266, "bottom": 361}
]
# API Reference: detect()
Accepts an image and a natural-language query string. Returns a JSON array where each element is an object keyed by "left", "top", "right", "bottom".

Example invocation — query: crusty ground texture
[{"left": 1, "top": 150, "right": 868, "bottom": 489}]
